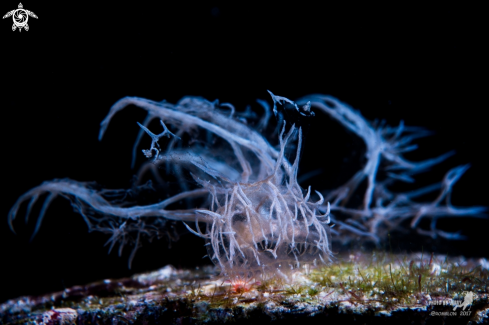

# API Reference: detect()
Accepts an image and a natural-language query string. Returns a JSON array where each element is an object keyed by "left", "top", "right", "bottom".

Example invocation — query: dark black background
[{"left": 1, "top": 2, "right": 487, "bottom": 303}]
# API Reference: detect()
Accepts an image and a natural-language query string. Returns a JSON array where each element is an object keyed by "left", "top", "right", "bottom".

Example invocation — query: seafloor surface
[{"left": 2, "top": 252, "right": 488, "bottom": 324}]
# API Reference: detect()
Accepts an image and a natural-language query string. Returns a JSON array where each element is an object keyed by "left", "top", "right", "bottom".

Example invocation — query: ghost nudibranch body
[{"left": 8, "top": 92, "right": 485, "bottom": 277}]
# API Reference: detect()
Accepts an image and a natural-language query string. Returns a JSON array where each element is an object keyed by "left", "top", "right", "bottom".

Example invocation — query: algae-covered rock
[{"left": 1, "top": 253, "right": 488, "bottom": 324}]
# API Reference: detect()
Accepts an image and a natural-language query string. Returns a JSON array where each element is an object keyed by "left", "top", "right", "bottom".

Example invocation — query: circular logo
[{"left": 13, "top": 9, "right": 28, "bottom": 28}]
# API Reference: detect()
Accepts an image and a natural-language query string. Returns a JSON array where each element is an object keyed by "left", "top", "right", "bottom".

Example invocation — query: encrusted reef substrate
[{"left": 2, "top": 252, "right": 489, "bottom": 324}]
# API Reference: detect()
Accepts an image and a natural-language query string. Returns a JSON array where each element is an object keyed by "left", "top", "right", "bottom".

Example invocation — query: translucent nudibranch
[{"left": 8, "top": 92, "right": 486, "bottom": 276}]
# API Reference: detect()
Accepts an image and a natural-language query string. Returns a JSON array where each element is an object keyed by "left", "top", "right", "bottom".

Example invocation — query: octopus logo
[{"left": 3, "top": 3, "right": 38, "bottom": 32}]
